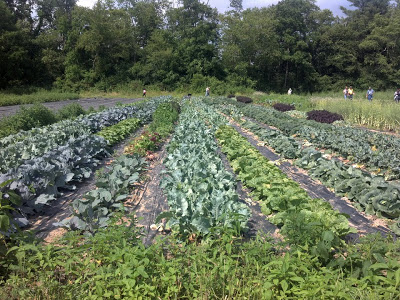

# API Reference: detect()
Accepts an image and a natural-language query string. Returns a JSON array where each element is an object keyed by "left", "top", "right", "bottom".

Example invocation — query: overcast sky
[{"left": 77, "top": 0, "right": 350, "bottom": 16}]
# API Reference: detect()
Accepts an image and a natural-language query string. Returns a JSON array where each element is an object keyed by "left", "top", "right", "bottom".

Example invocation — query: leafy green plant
[
  {"left": 96, "top": 118, "right": 141, "bottom": 146},
  {"left": 0, "top": 179, "right": 21, "bottom": 234},
  {"left": 159, "top": 102, "right": 249, "bottom": 237},
  {"left": 60, "top": 155, "right": 146, "bottom": 233},
  {"left": 56, "top": 103, "right": 87, "bottom": 120},
  {"left": 125, "top": 131, "right": 162, "bottom": 156},
  {"left": 216, "top": 125, "right": 354, "bottom": 258}
]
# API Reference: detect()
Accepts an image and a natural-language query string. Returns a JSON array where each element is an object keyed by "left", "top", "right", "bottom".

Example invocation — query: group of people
[
  {"left": 342, "top": 86, "right": 356, "bottom": 100},
  {"left": 343, "top": 86, "right": 400, "bottom": 102}
]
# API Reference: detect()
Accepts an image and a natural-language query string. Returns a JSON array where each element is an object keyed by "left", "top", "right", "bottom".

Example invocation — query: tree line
[{"left": 1, "top": 0, "right": 400, "bottom": 93}]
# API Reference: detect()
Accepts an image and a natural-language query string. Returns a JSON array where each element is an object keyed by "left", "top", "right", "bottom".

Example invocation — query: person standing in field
[
  {"left": 394, "top": 88, "right": 400, "bottom": 103},
  {"left": 343, "top": 86, "right": 348, "bottom": 100},
  {"left": 366, "top": 87, "right": 374, "bottom": 101},
  {"left": 288, "top": 88, "right": 292, "bottom": 95},
  {"left": 143, "top": 88, "right": 147, "bottom": 97},
  {"left": 348, "top": 86, "right": 354, "bottom": 100},
  {"left": 205, "top": 87, "right": 210, "bottom": 96}
]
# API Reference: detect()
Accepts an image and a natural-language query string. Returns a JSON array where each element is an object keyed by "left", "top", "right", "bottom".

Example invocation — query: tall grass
[
  {"left": 247, "top": 92, "right": 315, "bottom": 111},
  {"left": 314, "top": 92, "right": 400, "bottom": 132},
  {"left": 0, "top": 89, "right": 79, "bottom": 106}
]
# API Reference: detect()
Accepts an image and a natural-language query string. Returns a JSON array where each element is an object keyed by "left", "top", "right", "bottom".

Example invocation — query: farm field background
[{"left": 1, "top": 95, "right": 400, "bottom": 299}]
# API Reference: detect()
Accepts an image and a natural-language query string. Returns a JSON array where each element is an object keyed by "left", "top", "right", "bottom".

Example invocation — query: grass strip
[{"left": 0, "top": 90, "right": 79, "bottom": 106}]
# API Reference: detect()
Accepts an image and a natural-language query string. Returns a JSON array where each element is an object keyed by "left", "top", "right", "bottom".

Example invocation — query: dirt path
[
  {"left": 230, "top": 122, "right": 393, "bottom": 241},
  {"left": 0, "top": 97, "right": 142, "bottom": 119}
]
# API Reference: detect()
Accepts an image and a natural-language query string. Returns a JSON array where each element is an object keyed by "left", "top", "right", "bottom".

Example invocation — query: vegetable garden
[{"left": 0, "top": 96, "right": 400, "bottom": 299}]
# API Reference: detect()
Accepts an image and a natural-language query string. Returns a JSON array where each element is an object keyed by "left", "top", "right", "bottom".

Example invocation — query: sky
[{"left": 77, "top": 0, "right": 351, "bottom": 16}]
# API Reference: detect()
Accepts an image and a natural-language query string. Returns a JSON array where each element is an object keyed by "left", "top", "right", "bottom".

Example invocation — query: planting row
[
  {"left": 216, "top": 100, "right": 400, "bottom": 234},
  {"left": 159, "top": 101, "right": 250, "bottom": 237},
  {"left": 233, "top": 116, "right": 400, "bottom": 235},
  {"left": 57, "top": 101, "right": 182, "bottom": 233},
  {"left": 213, "top": 97, "right": 400, "bottom": 180},
  {"left": 215, "top": 125, "right": 354, "bottom": 259},
  {"left": 0, "top": 97, "right": 173, "bottom": 229},
  {"left": 0, "top": 96, "right": 171, "bottom": 172}
]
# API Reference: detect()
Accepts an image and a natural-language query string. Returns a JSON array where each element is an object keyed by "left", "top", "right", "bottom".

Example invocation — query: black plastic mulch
[{"left": 231, "top": 122, "right": 392, "bottom": 241}]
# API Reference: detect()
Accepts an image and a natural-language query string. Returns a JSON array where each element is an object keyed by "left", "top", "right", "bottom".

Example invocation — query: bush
[
  {"left": 306, "top": 110, "right": 344, "bottom": 124},
  {"left": 236, "top": 96, "right": 253, "bottom": 103},
  {"left": 56, "top": 103, "right": 86, "bottom": 120},
  {"left": 227, "top": 94, "right": 235, "bottom": 98},
  {"left": 11, "top": 104, "right": 57, "bottom": 131},
  {"left": 272, "top": 103, "right": 295, "bottom": 112}
]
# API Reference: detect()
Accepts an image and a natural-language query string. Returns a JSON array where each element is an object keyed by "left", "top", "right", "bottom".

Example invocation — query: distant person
[
  {"left": 143, "top": 88, "right": 147, "bottom": 97},
  {"left": 288, "top": 88, "right": 292, "bottom": 95},
  {"left": 366, "top": 87, "right": 374, "bottom": 101},
  {"left": 395, "top": 88, "right": 400, "bottom": 103},
  {"left": 205, "top": 87, "right": 210, "bottom": 96},
  {"left": 348, "top": 86, "right": 354, "bottom": 100},
  {"left": 343, "top": 86, "right": 348, "bottom": 100}
]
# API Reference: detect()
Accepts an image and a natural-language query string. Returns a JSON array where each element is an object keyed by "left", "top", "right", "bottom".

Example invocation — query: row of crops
[
  {"left": 210, "top": 98, "right": 400, "bottom": 235},
  {"left": 0, "top": 96, "right": 171, "bottom": 228}
]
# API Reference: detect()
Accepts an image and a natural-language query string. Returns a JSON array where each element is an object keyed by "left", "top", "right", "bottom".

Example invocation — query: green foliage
[
  {"left": 216, "top": 125, "right": 354, "bottom": 257},
  {"left": 233, "top": 100, "right": 400, "bottom": 181},
  {"left": 62, "top": 155, "right": 146, "bottom": 233},
  {"left": 0, "top": 104, "right": 57, "bottom": 138},
  {"left": 125, "top": 101, "right": 180, "bottom": 156},
  {"left": 1, "top": 220, "right": 399, "bottom": 298},
  {"left": 0, "top": 179, "right": 21, "bottom": 234},
  {"left": 96, "top": 118, "right": 141, "bottom": 146},
  {"left": 0, "top": 90, "right": 79, "bottom": 106},
  {"left": 219, "top": 101, "right": 400, "bottom": 232},
  {"left": 55, "top": 103, "right": 87, "bottom": 120},
  {"left": 315, "top": 97, "right": 400, "bottom": 132},
  {"left": 159, "top": 101, "right": 249, "bottom": 237}
]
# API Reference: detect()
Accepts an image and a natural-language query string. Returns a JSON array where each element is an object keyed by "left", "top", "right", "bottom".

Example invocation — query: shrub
[
  {"left": 56, "top": 103, "right": 86, "bottom": 120},
  {"left": 272, "top": 103, "right": 295, "bottom": 112},
  {"left": 11, "top": 104, "right": 57, "bottom": 131},
  {"left": 236, "top": 96, "right": 253, "bottom": 103},
  {"left": 306, "top": 110, "right": 344, "bottom": 124}
]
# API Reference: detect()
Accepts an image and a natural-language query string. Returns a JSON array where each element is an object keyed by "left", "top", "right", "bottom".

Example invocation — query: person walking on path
[
  {"left": 343, "top": 86, "right": 348, "bottom": 100},
  {"left": 143, "top": 88, "right": 147, "bottom": 97},
  {"left": 348, "top": 86, "right": 354, "bottom": 100},
  {"left": 366, "top": 87, "right": 374, "bottom": 101},
  {"left": 205, "top": 87, "right": 210, "bottom": 96}
]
